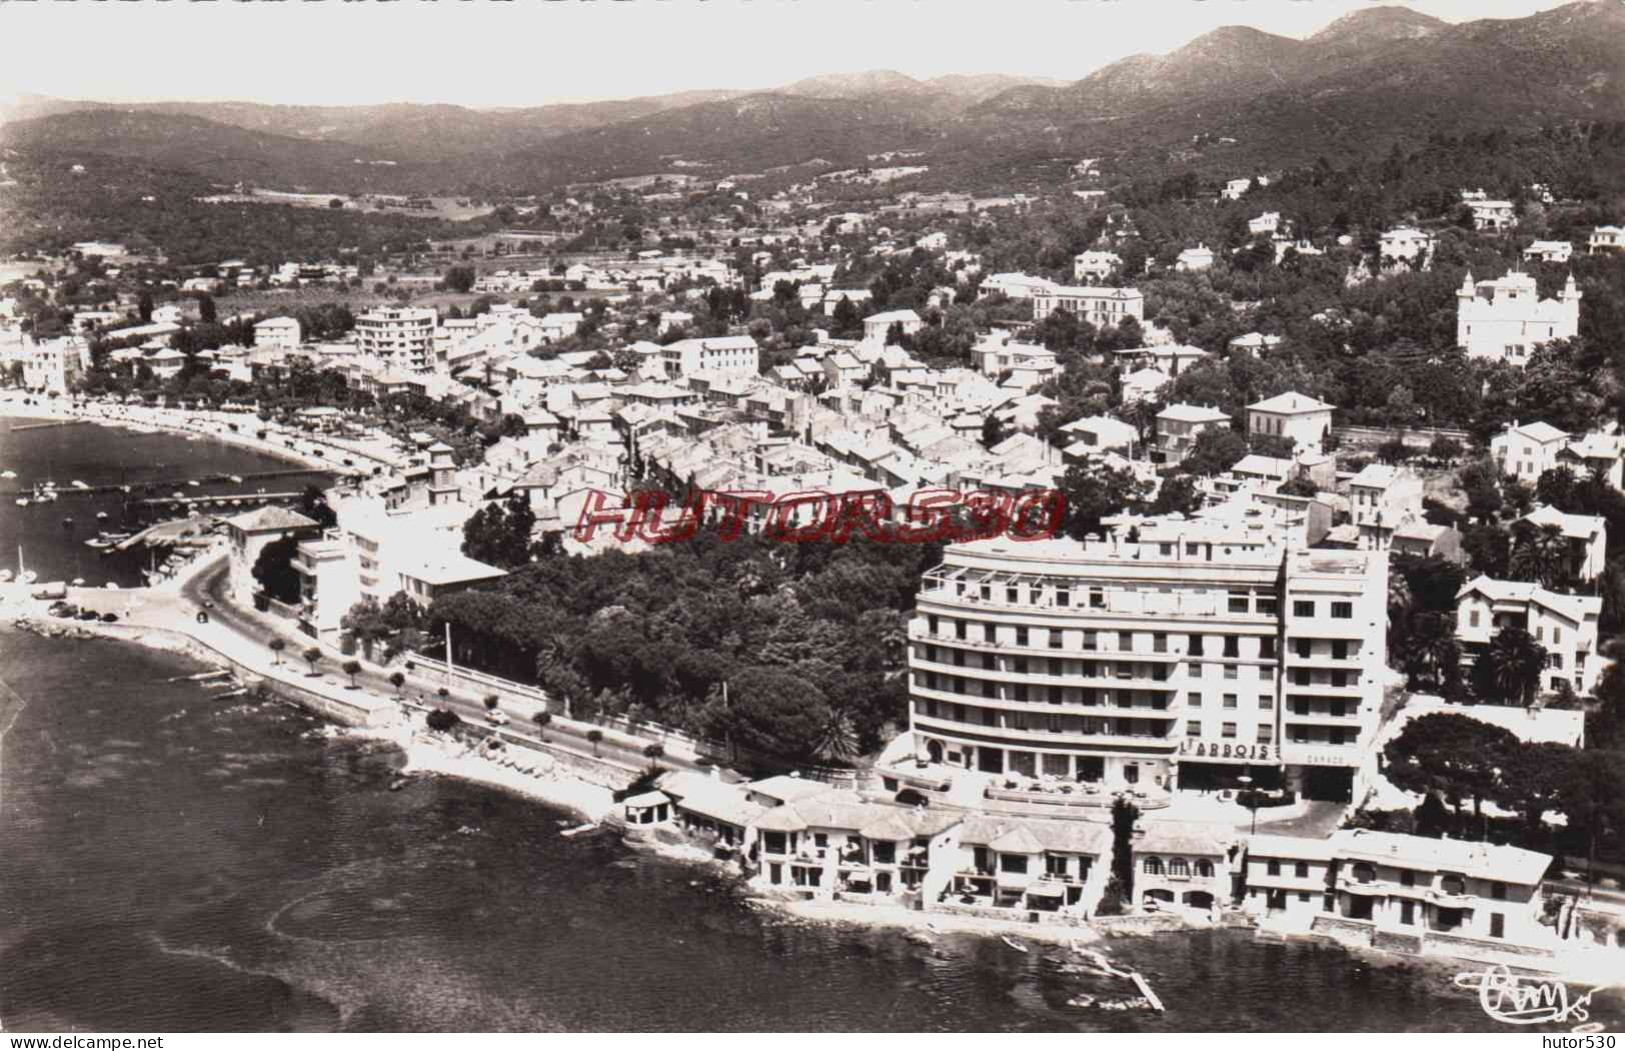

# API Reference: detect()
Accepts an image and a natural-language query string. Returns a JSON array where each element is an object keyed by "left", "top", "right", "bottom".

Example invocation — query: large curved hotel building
[{"left": 906, "top": 534, "right": 1388, "bottom": 803}]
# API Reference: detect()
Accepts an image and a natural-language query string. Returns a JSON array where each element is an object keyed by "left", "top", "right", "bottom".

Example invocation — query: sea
[{"left": 0, "top": 418, "right": 1617, "bottom": 1032}]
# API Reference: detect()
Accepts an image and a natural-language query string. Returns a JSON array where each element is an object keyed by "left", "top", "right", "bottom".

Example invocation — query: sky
[{"left": 0, "top": 0, "right": 1584, "bottom": 109}]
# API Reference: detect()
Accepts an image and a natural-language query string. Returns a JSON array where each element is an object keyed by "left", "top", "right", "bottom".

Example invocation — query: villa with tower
[{"left": 1455, "top": 270, "right": 1581, "bottom": 367}]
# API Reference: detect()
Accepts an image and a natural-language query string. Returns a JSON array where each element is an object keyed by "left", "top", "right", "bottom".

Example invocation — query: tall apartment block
[{"left": 905, "top": 536, "right": 1388, "bottom": 803}]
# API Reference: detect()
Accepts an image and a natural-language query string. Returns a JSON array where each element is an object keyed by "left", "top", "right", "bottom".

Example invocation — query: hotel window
[
  {"left": 1492, "top": 881, "right": 1507, "bottom": 900},
  {"left": 982, "top": 681, "right": 997, "bottom": 699},
  {"left": 1119, "top": 631, "right": 1134, "bottom": 652},
  {"left": 1016, "top": 626, "right": 1030, "bottom": 647},
  {"left": 1011, "top": 711, "right": 1029, "bottom": 731},
  {"left": 1258, "top": 595, "right": 1278, "bottom": 616},
  {"left": 1332, "top": 640, "right": 1349, "bottom": 660},
  {"left": 1049, "top": 685, "right": 1063, "bottom": 704},
  {"left": 1293, "top": 600, "right": 1315, "bottom": 617},
  {"left": 1470, "top": 611, "right": 1481, "bottom": 628},
  {"left": 1441, "top": 874, "right": 1466, "bottom": 896},
  {"left": 1013, "top": 684, "right": 1029, "bottom": 703},
  {"left": 1154, "top": 633, "right": 1168, "bottom": 654},
  {"left": 1083, "top": 631, "right": 1098, "bottom": 651},
  {"left": 1045, "top": 855, "right": 1069, "bottom": 878},
  {"left": 1189, "top": 635, "right": 1205, "bottom": 657},
  {"left": 1000, "top": 853, "right": 1029, "bottom": 875},
  {"left": 1049, "top": 630, "right": 1064, "bottom": 649},
  {"left": 955, "top": 620, "right": 967, "bottom": 640},
  {"left": 1261, "top": 666, "right": 1276, "bottom": 683},
  {"left": 1089, "top": 587, "right": 1105, "bottom": 609},
  {"left": 1056, "top": 589, "right": 1071, "bottom": 608},
  {"left": 1160, "top": 543, "right": 1173, "bottom": 556},
  {"left": 1196, "top": 860, "right": 1214, "bottom": 878},
  {"left": 1400, "top": 870, "right": 1415, "bottom": 887},
  {"left": 1013, "top": 657, "right": 1029, "bottom": 674},
  {"left": 1223, "top": 636, "right": 1240, "bottom": 658},
  {"left": 1331, "top": 602, "right": 1353, "bottom": 620},
  {"left": 1050, "top": 657, "right": 1064, "bottom": 676},
  {"left": 1223, "top": 694, "right": 1238, "bottom": 709},
  {"left": 1266, "top": 859, "right": 1281, "bottom": 876},
  {"left": 1295, "top": 861, "right": 1309, "bottom": 878},
  {"left": 1352, "top": 863, "right": 1376, "bottom": 884},
  {"left": 1143, "top": 857, "right": 1164, "bottom": 876},
  {"left": 1553, "top": 626, "right": 1563, "bottom": 644},
  {"left": 1329, "top": 728, "right": 1346, "bottom": 745},
  {"left": 1006, "top": 587, "right": 1019, "bottom": 605},
  {"left": 1229, "top": 590, "right": 1250, "bottom": 613},
  {"left": 953, "top": 649, "right": 966, "bottom": 667},
  {"left": 1257, "top": 725, "right": 1273, "bottom": 744},
  {"left": 1048, "top": 714, "right": 1064, "bottom": 734},
  {"left": 1168, "top": 857, "right": 1190, "bottom": 877},
  {"left": 1323, "top": 894, "right": 1335, "bottom": 913},
  {"left": 1186, "top": 720, "right": 1201, "bottom": 736},
  {"left": 1260, "top": 637, "right": 1277, "bottom": 660},
  {"left": 980, "top": 584, "right": 991, "bottom": 602},
  {"left": 982, "top": 708, "right": 998, "bottom": 727},
  {"left": 1294, "top": 669, "right": 1311, "bottom": 687},
  {"left": 1222, "top": 722, "right": 1238, "bottom": 739},
  {"left": 927, "top": 614, "right": 939, "bottom": 635},
  {"left": 1295, "top": 638, "right": 1311, "bottom": 659},
  {"left": 1224, "top": 665, "right": 1238, "bottom": 681},
  {"left": 1331, "top": 671, "right": 1349, "bottom": 688}
]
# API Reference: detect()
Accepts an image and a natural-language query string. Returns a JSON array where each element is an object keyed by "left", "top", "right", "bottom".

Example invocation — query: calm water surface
[{"left": 0, "top": 420, "right": 1617, "bottom": 1032}]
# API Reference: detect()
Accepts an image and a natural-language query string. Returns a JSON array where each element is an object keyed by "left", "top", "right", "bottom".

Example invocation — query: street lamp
[{"left": 1237, "top": 768, "right": 1258, "bottom": 836}]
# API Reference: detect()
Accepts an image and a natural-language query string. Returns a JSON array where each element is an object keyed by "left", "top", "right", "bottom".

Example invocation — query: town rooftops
[
  {"left": 959, "top": 815, "right": 1110, "bottom": 855},
  {"left": 1327, "top": 829, "right": 1552, "bottom": 886},
  {"left": 658, "top": 771, "right": 763, "bottom": 828},
  {"left": 864, "top": 308, "right": 922, "bottom": 324},
  {"left": 224, "top": 505, "right": 319, "bottom": 533},
  {"left": 1501, "top": 421, "right": 1569, "bottom": 444},
  {"left": 1519, "top": 503, "right": 1605, "bottom": 541},
  {"left": 1456, "top": 575, "right": 1601, "bottom": 624},
  {"left": 746, "top": 774, "right": 840, "bottom": 806},
  {"left": 1247, "top": 391, "right": 1333, "bottom": 415},
  {"left": 1243, "top": 834, "right": 1336, "bottom": 862},
  {"left": 1349, "top": 463, "right": 1404, "bottom": 489},
  {"left": 1157, "top": 403, "right": 1232, "bottom": 424},
  {"left": 398, "top": 550, "right": 508, "bottom": 587}
]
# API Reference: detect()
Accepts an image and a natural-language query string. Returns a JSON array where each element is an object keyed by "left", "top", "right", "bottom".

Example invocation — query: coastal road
[{"left": 176, "top": 560, "right": 712, "bottom": 776}]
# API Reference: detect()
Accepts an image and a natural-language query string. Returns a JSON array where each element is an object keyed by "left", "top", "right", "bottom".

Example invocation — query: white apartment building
[
  {"left": 1221, "top": 178, "right": 1252, "bottom": 201},
  {"left": 1456, "top": 576, "right": 1602, "bottom": 696},
  {"left": 1587, "top": 225, "right": 1624, "bottom": 254},
  {"left": 905, "top": 536, "right": 1387, "bottom": 803},
  {"left": 1246, "top": 391, "right": 1333, "bottom": 453},
  {"left": 1242, "top": 834, "right": 1336, "bottom": 927},
  {"left": 1030, "top": 285, "right": 1145, "bottom": 330},
  {"left": 1523, "top": 240, "right": 1573, "bottom": 264},
  {"left": 659, "top": 335, "right": 759, "bottom": 379},
  {"left": 1347, "top": 464, "right": 1424, "bottom": 551},
  {"left": 862, "top": 309, "right": 923, "bottom": 343},
  {"left": 1175, "top": 245, "right": 1214, "bottom": 272},
  {"left": 20, "top": 336, "right": 88, "bottom": 393},
  {"left": 1122, "top": 367, "right": 1170, "bottom": 405},
  {"left": 978, "top": 273, "right": 1057, "bottom": 301},
  {"left": 1154, "top": 403, "right": 1231, "bottom": 465},
  {"left": 1073, "top": 251, "right": 1121, "bottom": 282},
  {"left": 253, "top": 316, "right": 302, "bottom": 351},
  {"left": 1248, "top": 212, "right": 1281, "bottom": 237},
  {"left": 1517, "top": 504, "right": 1608, "bottom": 584},
  {"left": 1456, "top": 271, "right": 1580, "bottom": 366},
  {"left": 1490, "top": 420, "right": 1570, "bottom": 483},
  {"left": 355, "top": 306, "right": 438, "bottom": 373}
]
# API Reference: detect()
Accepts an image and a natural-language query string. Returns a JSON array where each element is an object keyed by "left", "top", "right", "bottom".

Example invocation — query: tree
[
  {"left": 342, "top": 659, "right": 362, "bottom": 688},
  {"left": 1147, "top": 473, "right": 1203, "bottom": 516},
  {"left": 137, "top": 290, "right": 154, "bottom": 324},
  {"left": 341, "top": 596, "right": 391, "bottom": 661},
  {"left": 252, "top": 535, "right": 302, "bottom": 604},
  {"left": 1059, "top": 459, "right": 1148, "bottom": 541},
  {"left": 1182, "top": 428, "right": 1250, "bottom": 477},
  {"left": 484, "top": 693, "right": 500, "bottom": 711},
  {"left": 299, "top": 484, "right": 337, "bottom": 529},
  {"left": 1557, "top": 750, "right": 1625, "bottom": 882},
  {"left": 444, "top": 265, "right": 476, "bottom": 293},
  {"left": 1382, "top": 712, "right": 1520, "bottom": 821},
  {"left": 1110, "top": 796, "right": 1140, "bottom": 904},
  {"left": 1475, "top": 625, "right": 1547, "bottom": 706},
  {"left": 388, "top": 670, "right": 406, "bottom": 696},
  {"left": 1493, "top": 741, "right": 1577, "bottom": 837},
  {"left": 269, "top": 637, "right": 286, "bottom": 666},
  {"left": 328, "top": 198, "right": 345, "bottom": 209},
  {"left": 643, "top": 742, "right": 665, "bottom": 759},
  {"left": 586, "top": 728, "right": 604, "bottom": 756},
  {"left": 426, "top": 708, "right": 461, "bottom": 733},
  {"left": 303, "top": 646, "right": 323, "bottom": 676},
  {"left": 197, "top": 294, "right": 216, "bottom": 325},
  {"left": 532, "top": 711, "right": 553, "bottom": 735},
  {"left": 980, "top": 413, "right": 1007, "bottom": 450}
]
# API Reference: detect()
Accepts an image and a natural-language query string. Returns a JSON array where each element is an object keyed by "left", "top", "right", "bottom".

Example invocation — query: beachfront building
[
  {"left": 1455, "top": 576, "right": 1602, "bottom": 696},
  {"left": 1246, "top": 392, "right": 1333, "bottom": 453},
  {"left": 19, "top": 336, "right": 88, "bottom": 394},
  {"left": 1316, "top": 830, "right": 1552, "bottom": 954},
  {"left": 1456, "top": 271, "right": 1580, "bottom": 367},
  {"left": 1133, "top": 821, "right": 1234, "bottom": 910},
  {"left": 356, "top": 306, "right": 438, "bottom": 373},
  {"left": 1029, "top": 285, "right": 1145, "bottom": 330},
  {"left": 904, "top": 535, "right": 1388, "bottom": 803},
  {"left": 1242, "top": 834, "right": 1336, "bottom": 926},
  {"left": 253, "top": 316, "right": 302, "bottom": 351},
  {"left": 224, "top": 505, "right": 321, "bottom": 603},
  {"left": 1153, "top": 403, "right": 1231, "bottom": 465},
  {"left": 949, "top": 815, "right": 1111, "bottom": 916}
]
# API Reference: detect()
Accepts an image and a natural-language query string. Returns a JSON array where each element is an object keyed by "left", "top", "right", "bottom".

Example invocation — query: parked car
[{"left": 484, "top": 710, "right": 510, "bottom": 726}]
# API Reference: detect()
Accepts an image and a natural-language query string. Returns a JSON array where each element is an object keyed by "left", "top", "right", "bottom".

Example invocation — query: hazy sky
[{"left": 0, "top": 0, "right": 1581, "bottom": 109}]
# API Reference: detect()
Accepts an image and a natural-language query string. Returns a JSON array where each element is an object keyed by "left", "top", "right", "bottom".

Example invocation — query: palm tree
[
  {"left": 1387, "top": 573, "right": 1413, "bottom": 660},
  {"left": 586, "top": 729, "right": 603, "bottom": 756},
  {"left": 303, "top": 646, "right": 322, "bottom": 676},
  {"left": 269, "top": 638, "right": 286, "bottom": 667},
  {"left": 388, "top": 671, "right": 406, "bottom": 696},
  {"left": 532, "top": 711, "right": 552, "bottom": 737},
  {"left": 342, "top": 659, "right": 362, "bottom": 689},
  {"left": 815, "top": 705, "right": 860, "bottom": 764},
  {"left": 1481, "top": 626, "right": 1547, "bottom": 707}
]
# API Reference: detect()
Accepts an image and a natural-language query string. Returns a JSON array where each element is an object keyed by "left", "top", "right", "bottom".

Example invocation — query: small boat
[
  {"left": 172, "top": 491, "right": 185, "bottom": 499},
  {"left": 560, "top": 823, "right": 598, "bottom": 838},
  {"left": 0, "top": 470, "right": 14, "bottom": 479},
  {"left": 229, "top": 475, "right": 243, "bottom": 484},
  {"left": 104, "top": 582, "right": 119, "bottom": 590},
  {"left": 1000, "top": 936, "right": 1029, "bottom": 953},
  {"left": 187, "top": 480, "right": 200, "bottom": 488},
  {"left": 71, "top": 577, "right": 85, "bottom": 586},
  {"left": 96, "top": 511, "right": 108, "bottom": 521},
  {"left": 62, "top": 516, "right": 74, "bottom": 526},
  {"left": 71, "top": 480, "right": 89, "bottom": 490},
  {"left": 85, "top": 538, "right": 113, "bottom": 550},
  {"left": 120, "top": 485, "right": 131, "bottom": 494},
  {"left": 20, "top": 571, "right": 36, "bottom": 585},
  {"left": 15, "top": 498, "right": 28, "bottom": 507},
  {"left": 389, "top": 777, "right": 410, "bottom": 792}
]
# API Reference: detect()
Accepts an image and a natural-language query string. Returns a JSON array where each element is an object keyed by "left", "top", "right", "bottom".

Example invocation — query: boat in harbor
[
  {"left": 15, "top": 497, "right": 28, "bottom": 507},
  {"left": 71, "top": 480, "right": 89, "bottom": 490},
  {"left": 85, "top": 538, "right": 113, "bottom": 550},
  {"left": 0, "top": 469, "right": 15, "bottom": 479},
  {"left": 229, "top": 475, "right": 243, "bottom": 484},
  {"left": 96, "top": 511, "right": 108, "bottom": 520},
  {"left": 187, "top": 480, "right": 200, "bottom": 488}
]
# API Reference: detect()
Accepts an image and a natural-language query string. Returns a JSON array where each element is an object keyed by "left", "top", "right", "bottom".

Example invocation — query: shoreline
[{"left": 0, "top": 394, "right": 397, "bottom": 476}]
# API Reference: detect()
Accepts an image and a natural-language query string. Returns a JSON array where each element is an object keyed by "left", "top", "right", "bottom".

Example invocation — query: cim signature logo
[{"left": 1454, "top": 964, "right": 1618, "bottom": 1028}]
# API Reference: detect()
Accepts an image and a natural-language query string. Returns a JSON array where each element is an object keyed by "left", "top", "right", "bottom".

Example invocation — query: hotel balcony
[
  {"left": 1280, "top": 679, "right": 1367, "bottom": 698},
  {"left": 913, "top": 712, "right": 1179, "bottom": 752},
  {"left": 1282, "top": 708, "right": 1367, "bottom": 727},
  {"left": 916, "top": 587, "right": 1278, "bottom": 623},
  {"left": 910, "top": 656, "right": 1184, "bottom": 694},
  {"left": 911, "top": 684, "right": 1183, "bottom": 720},
  {"left": 908, "top": 621, "right": 1192, "bottom": 661}
]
